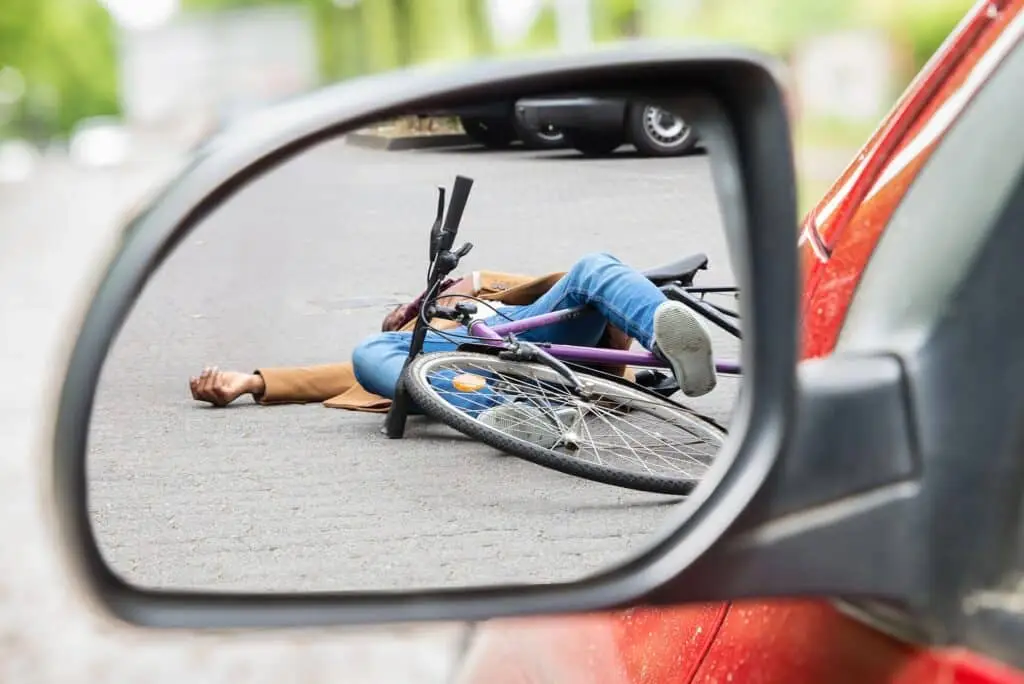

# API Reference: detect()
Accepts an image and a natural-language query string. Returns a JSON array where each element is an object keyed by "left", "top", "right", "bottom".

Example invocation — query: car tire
[
  {"left": 460, "top": 116, "right": 517, "bottom": 149},
  {"left": 512, "top": 118, "right": 566, "bottom": 150},
  {"left": 627, "top": 102, "right": 698, "bottom": 157},
  {"left": 564, "top": 129, "right": 623, "bottom": 157}
]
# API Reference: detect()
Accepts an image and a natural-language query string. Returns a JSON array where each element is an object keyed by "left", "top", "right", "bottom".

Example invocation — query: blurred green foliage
[
  {"left": 678, "top": 0, "right": 973, "bottom": 76},
  {"left": 181, "top": 0, "right": 493, "bottom": 77},
  {"left": 0, "top": 0, "right": 119, "bottom": 140},
  {"left": 880, "top": 0, "right": 975, "bottom": 72},
  {"left": 0, "top": 0, "right": 979, "bottom": 140}
]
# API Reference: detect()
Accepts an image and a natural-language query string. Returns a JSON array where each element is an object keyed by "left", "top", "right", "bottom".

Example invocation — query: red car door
[{"left": 456, "top": 1, "right": 1024, "bottom": 682}]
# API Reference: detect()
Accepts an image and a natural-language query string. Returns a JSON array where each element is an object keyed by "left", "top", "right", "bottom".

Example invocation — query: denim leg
[
  {"left": 481, "top": 252, "right": 666, "bottom": 349},
  {"left": 353, "top": 253, "right": 665, "bottom": 418},
  {"left": 352, "top": 331, "right": 438, "bottom": 403}
]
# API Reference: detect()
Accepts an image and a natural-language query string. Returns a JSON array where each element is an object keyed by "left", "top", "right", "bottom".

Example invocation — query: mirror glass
[{"left": 87, "top": 96, "right": 744, "bottom": 592}]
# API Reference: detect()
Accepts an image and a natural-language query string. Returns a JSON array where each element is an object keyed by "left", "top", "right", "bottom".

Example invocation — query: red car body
[{"left": 457, "top": 1, "right": 1024, "bottom": 682}]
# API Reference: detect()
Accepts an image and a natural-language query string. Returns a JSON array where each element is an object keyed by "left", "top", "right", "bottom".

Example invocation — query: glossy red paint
[
  {"left": 456, "top": 601, "right": 950, "bottom": 684},
  {"left": 455, "top": 604, "right": 729, "bottom": 684},
  {"left": 900, "top": 650, "right": 1024, "bottom": 684},
  {"left": 456, "top": 2, "right": 1024, "bottom": 681},
  {"left": 460, "top": 602, "right": 1024, "bottom": 684}
]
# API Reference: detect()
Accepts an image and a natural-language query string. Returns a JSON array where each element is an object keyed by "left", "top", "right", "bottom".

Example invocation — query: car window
[
  {"left": 837, "top": 11, "right": 1024, "bottom": 354},
  {"left": 810, "top": 7, "right": 1022, "bottom": 253}
]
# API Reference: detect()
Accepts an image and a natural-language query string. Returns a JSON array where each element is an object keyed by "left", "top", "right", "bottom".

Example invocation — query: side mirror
[{"left": 56, "top": 44, "right": 803, "bottom": 629}]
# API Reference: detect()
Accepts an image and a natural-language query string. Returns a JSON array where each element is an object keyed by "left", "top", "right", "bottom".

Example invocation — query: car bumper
[
  {"left": 514, "top": 97, "right": 627, "bottom": 133},
  {"left": 418, "top": 102, "right": 512, "bottom": 120}
]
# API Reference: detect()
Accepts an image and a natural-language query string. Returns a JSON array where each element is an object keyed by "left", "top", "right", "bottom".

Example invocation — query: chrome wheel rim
[{"left": 642, "top": 105, "right": 687, "bottom": 146}]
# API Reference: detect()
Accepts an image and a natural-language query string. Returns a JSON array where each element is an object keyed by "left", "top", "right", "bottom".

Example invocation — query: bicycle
[{"left": 382, "top": 176, "right": 741, "bottom": 496}]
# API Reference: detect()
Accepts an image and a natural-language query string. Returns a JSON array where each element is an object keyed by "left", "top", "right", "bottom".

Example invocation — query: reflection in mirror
[{"left": 87, "top": 98, "right": 743, "bottom": 593}]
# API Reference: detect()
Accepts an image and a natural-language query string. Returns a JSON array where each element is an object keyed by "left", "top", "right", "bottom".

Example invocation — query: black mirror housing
[{"left": 54, "top": 43, "right": 800, "bottom": 629}]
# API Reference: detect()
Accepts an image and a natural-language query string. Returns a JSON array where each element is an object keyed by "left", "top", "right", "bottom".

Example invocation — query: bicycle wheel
[{"left": 403, "top": 351, "right": 726, "bottom": 495}]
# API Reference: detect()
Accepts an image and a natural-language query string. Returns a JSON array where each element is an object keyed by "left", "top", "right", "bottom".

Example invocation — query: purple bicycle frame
[{"left": 467, "top": 305, "right": 741, "bottom": 375}]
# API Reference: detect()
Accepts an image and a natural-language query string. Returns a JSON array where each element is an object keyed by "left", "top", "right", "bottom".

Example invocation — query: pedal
[{"left": 634, "top": 369, "right": 679, "bottom": 397}]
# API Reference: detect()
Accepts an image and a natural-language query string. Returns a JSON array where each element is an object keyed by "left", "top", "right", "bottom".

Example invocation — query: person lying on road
[{"left": 190, "top": 252, "right": 716, "bottom": 440}]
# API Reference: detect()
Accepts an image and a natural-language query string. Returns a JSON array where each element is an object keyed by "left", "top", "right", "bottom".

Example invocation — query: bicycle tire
[{"left": 403, "top": 351, "right": 727, "bottom": 495}]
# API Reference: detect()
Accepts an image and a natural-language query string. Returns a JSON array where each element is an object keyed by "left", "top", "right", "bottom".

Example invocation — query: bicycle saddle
[{"left": 642, "top": 253, "right": 709, "bottom": 286}]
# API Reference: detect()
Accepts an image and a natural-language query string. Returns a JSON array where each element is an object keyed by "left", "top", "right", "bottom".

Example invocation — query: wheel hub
[{"left": 643, "top": 106, "right": 686, "bottom": 144}]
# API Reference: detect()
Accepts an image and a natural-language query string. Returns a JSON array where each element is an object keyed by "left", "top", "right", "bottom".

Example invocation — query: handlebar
[
  {"left": 429, "top": 186, "right": 445, "bottom": 262},
  {"left": 439, "top": 175, "right": 473, "bottom": 251},
  {"left": 427, "top": 175, "right": 475, "bottom": 284}
]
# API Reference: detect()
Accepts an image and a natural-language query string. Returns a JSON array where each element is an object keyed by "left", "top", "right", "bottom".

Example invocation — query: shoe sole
[{"left": 654, "top": 301, "right": 717, "bottom": 398}]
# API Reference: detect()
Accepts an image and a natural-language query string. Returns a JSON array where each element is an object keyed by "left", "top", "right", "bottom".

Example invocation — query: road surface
[{"left": 86, "top": 140, "right": 743, "bottom": 593}]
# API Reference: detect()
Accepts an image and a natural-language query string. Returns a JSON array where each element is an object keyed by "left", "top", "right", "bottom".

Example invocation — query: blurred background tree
[
  {"left": 869, "top": 0, "right": 974, "bottom": 72},
  {"left": 672, "top": 0, "right": 971, "bottom": 77},
  {"left": 0, "top": 0, "right": 119, "bottom": 141},
  {"left": 180, "top": 0, "right": 493, "bottom": 77},
  {"left": 0, "top": 0, "right": 977, "bottom": 141}
]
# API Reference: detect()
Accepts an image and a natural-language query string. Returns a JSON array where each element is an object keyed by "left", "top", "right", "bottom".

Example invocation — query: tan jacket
[{"left": 254, "top": 270, "right": 634, "bottom": 412}]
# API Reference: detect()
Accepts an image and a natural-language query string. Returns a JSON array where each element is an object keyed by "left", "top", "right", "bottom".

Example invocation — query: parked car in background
[
  {"left": 425, "top": 95, "right": 699, "bottom": 158},
  {"left": 424, "top": 100, "right": 566, "bottom": 150},
  {"left": 515, "top": 95, "right": 700, "bottom": 157}
]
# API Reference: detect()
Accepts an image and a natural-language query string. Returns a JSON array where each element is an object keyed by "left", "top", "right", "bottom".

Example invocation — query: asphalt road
[{"left": 87, "top": 139, "right": 743, "bottom": 593}]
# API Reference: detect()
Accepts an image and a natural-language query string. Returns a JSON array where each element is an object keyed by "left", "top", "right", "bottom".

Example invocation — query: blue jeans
[{"left": 352, "top": 252, "right": 667, "bottom": 414}]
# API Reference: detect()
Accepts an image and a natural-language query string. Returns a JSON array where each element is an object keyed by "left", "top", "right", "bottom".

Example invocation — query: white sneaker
[
  {"left": 477, "top": 401, "right": 577, "bottom": 449},
  {"left": 652, "top": 300, "right": 717, "bottom": 397}
]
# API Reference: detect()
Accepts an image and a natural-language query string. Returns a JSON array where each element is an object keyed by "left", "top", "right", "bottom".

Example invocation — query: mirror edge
[{"left": 53, "top": 43, "right": 799, "bottom": 629}]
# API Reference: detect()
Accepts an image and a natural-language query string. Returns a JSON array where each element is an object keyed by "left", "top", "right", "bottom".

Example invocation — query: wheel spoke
[{"left": 409, "top": 352, "right": 726, "bottom": 494}]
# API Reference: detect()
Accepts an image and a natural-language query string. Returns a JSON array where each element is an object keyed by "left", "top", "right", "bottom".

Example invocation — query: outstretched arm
[{"left": 189, "top": 362, "right": 362, "bottom": 407}]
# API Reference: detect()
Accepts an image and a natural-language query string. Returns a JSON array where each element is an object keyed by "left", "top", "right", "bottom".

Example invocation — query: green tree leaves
[
  {"left": 1, "top": 0, "right": 118, "bottom": 138},
  {"left": 1, "top": 0, "right": 974, "bottom": 140}
]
